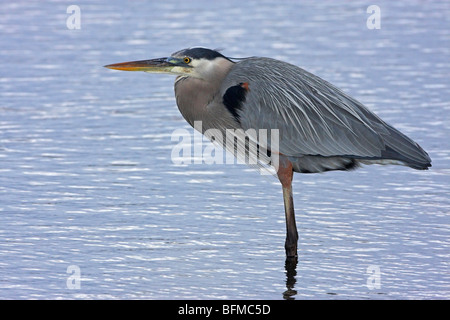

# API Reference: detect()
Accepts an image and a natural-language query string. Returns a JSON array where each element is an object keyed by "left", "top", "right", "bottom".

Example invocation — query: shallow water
[{"left": 0, "top": 0, "right": 449, "bottom": 299}]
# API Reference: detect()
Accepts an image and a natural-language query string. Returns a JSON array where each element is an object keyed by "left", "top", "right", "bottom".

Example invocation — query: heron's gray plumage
[
  {"left": 220, "top": 57, "right": 431, "bottom": 172},
  {"left": 105, "top": 47, "right": 431, "bottom": 257}
]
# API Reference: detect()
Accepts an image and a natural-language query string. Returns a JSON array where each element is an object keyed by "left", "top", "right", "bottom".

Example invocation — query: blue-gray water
[{"left": 0, "top": 0, "right": 449, "bottom": 299}]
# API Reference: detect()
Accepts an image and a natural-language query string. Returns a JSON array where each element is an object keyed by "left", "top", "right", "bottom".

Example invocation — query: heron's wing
[{"left": 221, "top": 58, "right": 430, "bottom": 169}]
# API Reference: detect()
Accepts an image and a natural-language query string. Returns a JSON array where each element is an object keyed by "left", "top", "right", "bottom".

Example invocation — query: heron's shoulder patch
[{"left": 223, "top": 82, "right": 250, "bottom": 123}]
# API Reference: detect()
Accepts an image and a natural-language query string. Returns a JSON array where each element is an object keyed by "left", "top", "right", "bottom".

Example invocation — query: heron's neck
[{"left": 174, "top": 60, "right": 234, "bottom": 130}]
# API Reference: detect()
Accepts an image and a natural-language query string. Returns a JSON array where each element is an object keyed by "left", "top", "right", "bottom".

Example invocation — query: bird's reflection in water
[{"left": 283, "top": 257, "right": 298, "bottom": 300}]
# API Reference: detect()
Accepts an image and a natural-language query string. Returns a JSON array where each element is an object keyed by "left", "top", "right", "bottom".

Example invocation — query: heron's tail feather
[
  {"left": 374, "top": 122, "right": 431, "bottom": 170},
  {"left": 353, "top": 128, "right": 431, "bottom": 170}
]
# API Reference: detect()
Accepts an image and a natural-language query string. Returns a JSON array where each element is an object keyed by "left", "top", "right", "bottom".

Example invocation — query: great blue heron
[{"left": 105, "top": 47, "right": 431, "bottom": 258}]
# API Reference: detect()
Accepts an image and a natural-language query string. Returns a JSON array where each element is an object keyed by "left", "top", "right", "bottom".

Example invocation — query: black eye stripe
[{"left": 172, "top": 48, "right": 230, "bottom": 61}]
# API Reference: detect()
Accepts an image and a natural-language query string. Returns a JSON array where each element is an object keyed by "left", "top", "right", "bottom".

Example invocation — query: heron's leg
[{"left": 277, "top": 157, "right": 298, "bottom": 258}]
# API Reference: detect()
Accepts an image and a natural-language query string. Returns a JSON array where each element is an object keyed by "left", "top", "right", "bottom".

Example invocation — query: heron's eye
[{"left": 183, "top": 57, "right": 191, "bottom": 64}]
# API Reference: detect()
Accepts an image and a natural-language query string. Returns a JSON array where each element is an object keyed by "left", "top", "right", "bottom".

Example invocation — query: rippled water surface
[{"left": 1, "top": 1, "right": 449, "bottom": 299}]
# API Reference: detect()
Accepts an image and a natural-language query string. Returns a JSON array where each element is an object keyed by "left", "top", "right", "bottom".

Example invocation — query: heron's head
[{"left": 104, "top": 47, "right": 233, "bottom": 81}]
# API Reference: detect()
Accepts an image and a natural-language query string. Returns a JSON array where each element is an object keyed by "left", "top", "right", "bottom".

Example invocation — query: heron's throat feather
[{"left": 174, "top": 58, "right": 235, "bottom": 129}]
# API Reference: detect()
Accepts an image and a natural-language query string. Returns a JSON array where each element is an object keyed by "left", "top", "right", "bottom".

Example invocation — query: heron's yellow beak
[
  {"left": 104, "top": 57, "right": 192, "bottom": 75},
  {"left": 104, "top": 57, "right": 176, "bottom": 73}
]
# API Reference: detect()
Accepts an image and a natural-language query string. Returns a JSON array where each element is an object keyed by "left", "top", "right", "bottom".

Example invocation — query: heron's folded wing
[{"left": 221, "top": 57, "right": 430, "bottom": 168}]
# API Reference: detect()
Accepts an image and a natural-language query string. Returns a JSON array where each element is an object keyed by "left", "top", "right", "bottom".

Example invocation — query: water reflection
[{"left": 283, "top": 257, "right": 298, "bottom": 300}]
